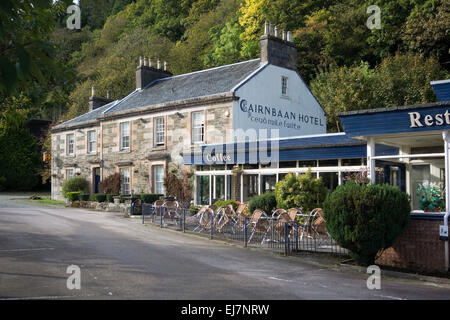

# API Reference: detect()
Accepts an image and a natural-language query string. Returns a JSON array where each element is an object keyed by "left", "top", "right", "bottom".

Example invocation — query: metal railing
[{"left": 140, "top": 203, "right": 348, "bottom": 256}]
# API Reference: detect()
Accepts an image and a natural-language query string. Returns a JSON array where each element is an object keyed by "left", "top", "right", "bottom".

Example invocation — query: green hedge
[
  {"left": 79, "top": 193, "right": 90, "bottom": 201},
  {"left": 106, "top": 194, "right": 116, "bottom": 203},
  {"left": 92, "top": 194, "right": 107, "bottom": 203},
  {"left": 119, "top": 194, "right": 130, "bottom": 203},
  {"left": 214, "top": 199, "right": 238, "bottom": 210},
  {"left": 139, "top": 194, "right": 163, "bottom": 204},
  {"left": 67, "top": 191, "right": 81, "bottom": 202},
  {"left": 248, "top": 192, "right": 277, "bottom": 214},
  {"left": 323, "top": 182, "right": 410, "bottom": 265}
]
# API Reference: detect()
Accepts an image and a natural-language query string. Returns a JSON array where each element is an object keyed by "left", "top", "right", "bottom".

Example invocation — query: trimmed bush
[
  {"left": 214, "top": 199, "right": 238, "bottom": 210},
  {"left": 67, "top": 191, "right": 81, "bottom": 202},
  {"left": 62, "top": 177, "right": 89, "bottom": 198},
  {"left": 106, "top": 194, "right": 116, "bottom": 203},
  {"left": 275, "top": 170, "right": 327, "bottom": 212},
  {"left": 248, "top": 192, "right": 277, "bottom": 214},
  {"left": 79, "top": 193, "right": 90, "bottom": 201},
  {"left": 139, "top": 194, "right": 162, "bottom": 204},
  {"left": 92, "top": 194, "right": 107, "bottom": 203},
  {"left": 323, "top": 182, "right": 410, "bottom": 265},
  {"left": 120, "top": 194, "right": 131, "bottom": 203}
]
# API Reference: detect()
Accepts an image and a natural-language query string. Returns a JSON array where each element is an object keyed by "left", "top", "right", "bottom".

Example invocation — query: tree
[
  {"left": 0, "top": 0, "right": 68, "bottom": 95},
  {"left": 204, "top": 18, "right": 244, "bottom": 67},
  {"left": 311, "top": 53, "right": 447, "bottom": 132},
  {"left": 163, "top": 166, "right": 194, "bottom": 208},
  {"left": 275, "top": 170, "right": 327, "bottom": 213},
  {"left": 402, "top": 0, "right": 450, "bottom": 70},
  {"left": 0, "top": 109, "right": 41, "bottom": 190}
]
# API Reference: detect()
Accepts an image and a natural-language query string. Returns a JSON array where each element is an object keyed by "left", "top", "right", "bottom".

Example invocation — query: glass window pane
[
  {"left": 342, "top": 158, "right": 362, "bottom": 166},
  {"left": 261, "top": 175, "right": 276, "bottom": 193},
  {"left": 243, "top": 174, "right": 258, "bottom": 202},
  {"left": 298, "top": 160, "right": 316, "bottom": 167},
  {"left": 196, "top": 175, "right": 210, "bottom": 205},
  {"left": 120, "top": 168, "right": 130, "bottom": 194},
  {"left": 279, "top": 161, "right": 297, "bottom": 168},
  {"left": 154, "top": 166, "right": 165, "bottom": 195},
  {"left": 318, "top": 159, "right": 338, "bottom": 167},
  {"left": 319, "top": 172, "right": 338, "bottom": 193}
]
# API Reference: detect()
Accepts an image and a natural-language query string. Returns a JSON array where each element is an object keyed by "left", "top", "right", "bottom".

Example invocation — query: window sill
[
  {"left": 152, "top": 146, "right": 167, "bottom": 151},
  {"left": 119, "top": 148, "right": 131, "bottom": 153}
]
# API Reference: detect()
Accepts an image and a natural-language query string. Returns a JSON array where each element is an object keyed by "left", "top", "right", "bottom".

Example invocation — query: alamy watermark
[
  {"left": 66, "top": 4, "right": 81, "bottom": 30},
  {"left": 366, "top": 5, "right": 381, "bottom": 30},
  {"left": 366, "top": 265, "right": 381, "bottom": 290},
  {"left": 66, "top": 264, "right": 81, "bottom": 290}
]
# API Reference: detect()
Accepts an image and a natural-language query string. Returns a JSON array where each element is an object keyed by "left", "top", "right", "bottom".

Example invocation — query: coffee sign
[{"left": 205, "top": 153, "right": 232, "bottom": 163}]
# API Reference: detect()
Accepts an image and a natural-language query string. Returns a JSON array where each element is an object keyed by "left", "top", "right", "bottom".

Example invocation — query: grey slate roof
[
  {"left": 53, "top": 59, "right": 263, "bottom": 131},
  {"left": 53, "top": 100, "right": 118, "bottom": 130},
  {"left": 104, "top": 58, "right": 262, "bottom": 115}
]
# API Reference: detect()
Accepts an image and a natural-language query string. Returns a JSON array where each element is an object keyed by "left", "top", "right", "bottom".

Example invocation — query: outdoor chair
[
  {"left": 310, "top": 208, "right": 327, "bottom": 236},
  {"left": 246, "top": 209, "right": 269, "bottom": 244},
  {"left": 271, "top": 208, "right": 287, "bottom": 219},
  {"left": 215, "top": 205, "right": 234, "bottom": 233},
  {"left": 163, "top": 200, "right": 180, "bottom": 220},
  {"left": 193, "top": 207, "right": 215, "bottom": 233},
  {"left": 235, "top": 203, "right": 248, "bottom": 217}
]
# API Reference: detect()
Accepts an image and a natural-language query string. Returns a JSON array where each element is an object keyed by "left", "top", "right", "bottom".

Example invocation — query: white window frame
[
  {"left": 281, "top": 76, "right": 288, "bottom": 95},
  {"left": 120, "top": 122, "right": 130, "bottom": 150},
  {"left": 87, "top": 130, "right": 96, "bottom": 154},
  {"left": 120, "top": 168, "right": 130, "bottom": 194},
  {"left": 66, "top": 169, "right": 74, "bottom": 180},
  {"left": 153, "top": 165, "right": 165, "bottom": 195},
  {"left": 192, "top": 111, "right": 205, "bottom": 144},
  {"left": 66, "top": 134, "right": 74, "bottom": 156},
  {"left": 154, "top": 117, "right": 165, "bottom": 147}
]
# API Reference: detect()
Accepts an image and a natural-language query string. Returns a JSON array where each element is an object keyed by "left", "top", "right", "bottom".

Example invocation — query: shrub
[
  {"left": 98, "top": 173, "right": 121, "bottom": 194},
  {"left": 188, "top": 205, "right": 201, "bottom": 216},
  {"left": 275, "top": 170, "right": 327, "bottom": 212},
  {"left": 140, "top": 194, "right": 162, "bottom": 204},
  {"left": 163, "top": 167, "right": 194, "bottom": 207},
  {"left": 120, "top": 194, "right": 131, "bottom": 203},
  {"left": 92, "top": 194, "right": 107, "bottom": 202},
  {"left": 62, "top": 177, "right": 89, "bottom": 198},
  {"left": 323, "top": 182, "right": 410, "bottom": 265},
  {"left": 106, "top": 194, "right": 116, "bottom": 203},
  {"left": 79, "top": 193, "right": 90, "bottom": 201},
  {"left": 67, "top": 191, "right": 81, "bottom": 202},
  {"left": 214, "top": 199, "right": 238, "bottom": 210},
  {"left": 248, "top": 192, "right": 277, "bottom": 214}
]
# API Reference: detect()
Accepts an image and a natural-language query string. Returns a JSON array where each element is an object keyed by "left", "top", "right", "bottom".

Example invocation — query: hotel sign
[{"left": 239, "top": 99, "right": 324, "bottom": 131}]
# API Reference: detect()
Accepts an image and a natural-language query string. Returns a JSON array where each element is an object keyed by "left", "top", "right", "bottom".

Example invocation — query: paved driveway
[{"left": 0, "top": 194, "right": 449, "bottom": 300}]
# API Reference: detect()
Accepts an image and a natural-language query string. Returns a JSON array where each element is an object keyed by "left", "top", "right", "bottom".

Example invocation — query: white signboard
[{"left": 233, "top": 64, "right": 326, "bottom": 138}]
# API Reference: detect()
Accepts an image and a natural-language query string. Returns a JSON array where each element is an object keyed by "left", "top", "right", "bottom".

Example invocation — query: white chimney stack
[
  {"left": 149, "top": 58, "right": 153, "bottom": 67},
  {"left": 274, "top": 26, "right": 280, "bottom": 38},
  {"left": 164, "top": 61, "right": 168, "bottom": 71},
  {"left": 91, "top": 86, "right": 95, "bottom": 98},
  {"left": 287, "top": 31, "right": 293, "bottom": 42},
  {"left": 264, "top": 21, "right": 270, "bottom": 35},
  {"left": 144, "top": 57, "right": 148, "bottom": 67},
  {"left": 157, "top": 59, "right": 162, "bottom": 69}
]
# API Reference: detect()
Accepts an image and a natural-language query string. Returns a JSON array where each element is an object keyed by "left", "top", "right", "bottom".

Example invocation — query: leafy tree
[
  {"left": 0, "top": 0, "right": 69, "bottom": 95},
  {"left": 0, "top": 110, "right": 41, "bottom": 190},
  {"left": 402, "top": 0, "right": 450, "bottom": 69},
  {"left": 204, "top": 18, "right": 244, "bottom": 67},
  {"left": 163, "top": 166, "right": 194, "bottom": 208},
  {"left": 275, "top": 170, "right": 327, "bottom": 213},
  {"left": 99, "top": 173, "right": 121, "bottom": 194},
  {"left": 311, "top": 53, "right": 447, "bottom": 132}
]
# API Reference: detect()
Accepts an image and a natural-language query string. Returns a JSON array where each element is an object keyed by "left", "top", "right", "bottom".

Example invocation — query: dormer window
[{"left": 281, "top": 76, "right": 288, "bottom": 95}]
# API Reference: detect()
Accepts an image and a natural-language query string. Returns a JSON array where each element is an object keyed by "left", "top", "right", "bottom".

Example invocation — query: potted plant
[{"left": 417, "top": 184, "right": 445, "bottom": 212}]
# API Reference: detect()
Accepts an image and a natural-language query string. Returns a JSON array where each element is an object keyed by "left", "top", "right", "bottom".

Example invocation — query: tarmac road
[{"left": 0, "top": 193, "right": 449, "bottom": 300}]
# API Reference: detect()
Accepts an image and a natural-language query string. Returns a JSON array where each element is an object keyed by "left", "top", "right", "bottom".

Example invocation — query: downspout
[{"left": 442, "top": 131, "right": 449, "bottom": 271}]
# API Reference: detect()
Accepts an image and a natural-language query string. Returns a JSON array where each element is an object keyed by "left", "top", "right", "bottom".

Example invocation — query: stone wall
[{"left": 51, "top": 102, "right": 233, "bottom": 200}]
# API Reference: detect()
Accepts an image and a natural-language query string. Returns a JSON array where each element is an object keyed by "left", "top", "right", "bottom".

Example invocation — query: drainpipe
[{"left": 442, "top": 131, "right": 449, "bottom": 271}]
